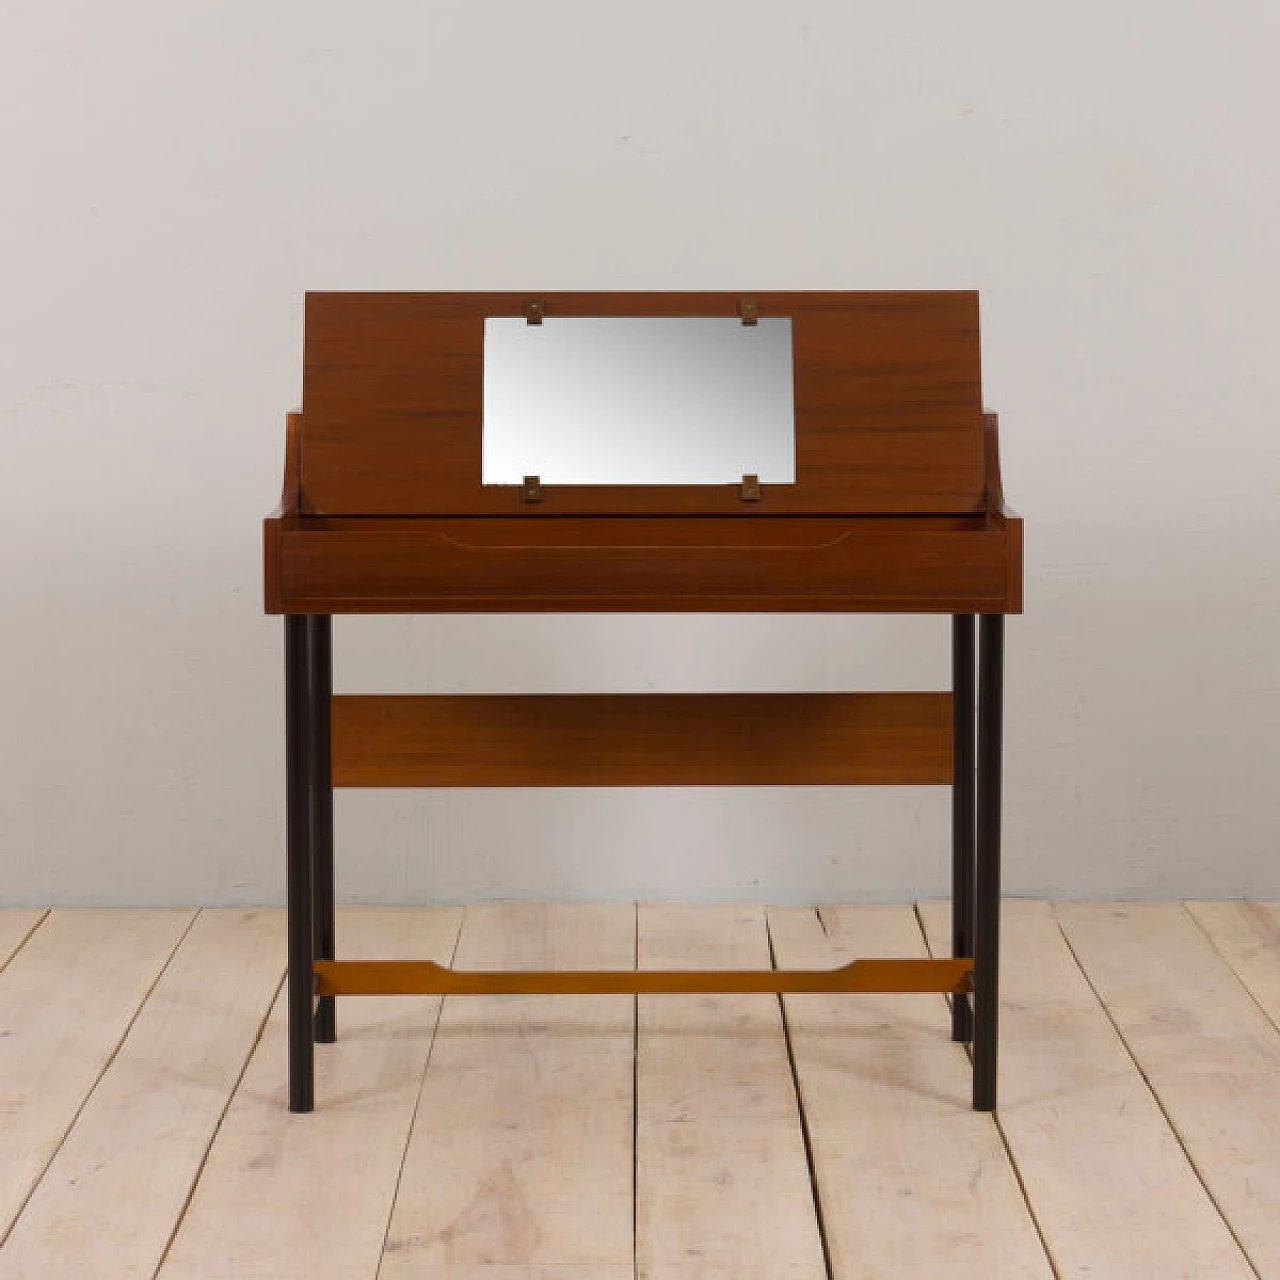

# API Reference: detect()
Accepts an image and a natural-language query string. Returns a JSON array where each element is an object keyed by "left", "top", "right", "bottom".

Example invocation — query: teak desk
[{"left": 264, "top": 291, "right": 1022, "bottom": 1113}]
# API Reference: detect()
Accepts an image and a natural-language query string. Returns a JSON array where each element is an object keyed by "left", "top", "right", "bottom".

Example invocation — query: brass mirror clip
[
  {"left": 738, "top": 300, "right": 759, "bottom": 326},
  {"left": 741, "top": 474, "right": 762, "bottom": 502},
  {"left": 524, "top": 299, "right": 545, "bottom": 325},
  {"left": 521, "top": 475, "right": 544, "bottom": 503}
]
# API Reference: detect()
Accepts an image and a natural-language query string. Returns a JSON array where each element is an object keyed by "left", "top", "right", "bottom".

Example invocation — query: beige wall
[{"left": 2, "top": 2, "right": 1277, "bottom": 904}]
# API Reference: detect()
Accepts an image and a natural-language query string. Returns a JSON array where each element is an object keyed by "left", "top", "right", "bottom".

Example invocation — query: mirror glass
[{"left": 482, "top": 317, "right": 795, "bottom": 485}]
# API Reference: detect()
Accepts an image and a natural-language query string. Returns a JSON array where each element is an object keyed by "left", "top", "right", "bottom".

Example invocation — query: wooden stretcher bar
[{"left": 313, "top": 957, "right": 974, "bottom": 997}]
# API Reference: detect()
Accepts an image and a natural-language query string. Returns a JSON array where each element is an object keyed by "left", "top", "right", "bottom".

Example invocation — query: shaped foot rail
[{"left": 313, "top": 957, "right": 974, "bottom": 997}]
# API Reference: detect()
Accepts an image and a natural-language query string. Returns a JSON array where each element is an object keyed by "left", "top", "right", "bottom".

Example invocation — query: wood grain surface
[
  {"left": 157, "top": 907, "right": 463, "bottom": 1280},
  {"left": 635, "top": 904, "right": 827, "bottom": 1279},
  {"left": 1056, "top": 902, "right": 1280, "bottom": 1278},
  {"left": 0, "top": 910, "right": 283, "bottom": 1280},
  {"left": 299, "top": 291, "right": 985, "bottom": 517},
  {"left": 918, "top": 900, "right": 1255, "bottom": 1280},
  {"left": 0, "top": 909, "right": 194, "bottom": 1239},
  {"left": 271, "top": 513, "right": 1016, "bottom": 614},
  {"left": 313, "top": 956, "right": 973, "bottom": 996},
  {"left": 770, "top": 904, "right": 1052, "bottom": 1279},
  {"left": 378, "top": 902, "right": 636, "bottom": 1278},
  {"left": 330, "top": 691, "right": 953, "bottom": 787}
]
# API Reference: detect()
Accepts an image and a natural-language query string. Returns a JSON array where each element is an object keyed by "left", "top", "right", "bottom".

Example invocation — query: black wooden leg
[
  {"left": 973, "top": 614, "right": 1005, "bottom": 1111},
  {"left": 309, "top": 616, "right": 336, "bottom": 1045},
  {"left": 286, "top": 615, "right": 316, "bottom": 1112},
  {"left": 951, "top": 615, "right": 976, "bottom": 1043}
]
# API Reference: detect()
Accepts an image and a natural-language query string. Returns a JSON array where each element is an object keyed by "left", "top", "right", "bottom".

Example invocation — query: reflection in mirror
[{"left": 482, "top": 317, "right": 795, "bottom": 485}]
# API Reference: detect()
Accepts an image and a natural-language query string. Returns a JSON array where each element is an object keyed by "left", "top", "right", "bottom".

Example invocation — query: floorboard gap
[
  {"left": 1053, "top": 906, "right": 1264, "bottom": 1280},
  {"left": 631, "top": 903, "right": 640, "bottom": 1280},
  {"left": 0, "top": 908, "right": 200, "bottom": 1251},
  {"left": 374, "top": 913, "right": 466, "bottom": 1278},
  {"left": 767, "top": 908, "right": 835, "bottom": 1280},
  {"left": 1181, "top": 900, "right": 1280, "bottom": 1041},
  {"left": 0, "top": 909, "right": 51, "bottom": 973},
  {"left": 152, "top": 963, "right": 288, "bottom": 1279},
  {"left": 911, "top": 901, "right": 1063, "bottom": 1280}
]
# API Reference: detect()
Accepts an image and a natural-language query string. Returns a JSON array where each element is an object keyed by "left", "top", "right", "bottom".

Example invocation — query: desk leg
[
  {"left": 286, "top": 615, "right": 315, "bottom": 1113},
  {"left": 973, "top": 614, "right": 1005, "bottom": 1111},
  {"left": 308, "top": 616, "right": 336, "bottom": 1044},
  {"left": 951, "top": 615, "right": 976, "bottom": 1043}
]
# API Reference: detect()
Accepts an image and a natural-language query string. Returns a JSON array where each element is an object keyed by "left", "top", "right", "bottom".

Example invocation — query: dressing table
[{"left": 264, "top": 291, "right": 1022, "bottom": 1113}]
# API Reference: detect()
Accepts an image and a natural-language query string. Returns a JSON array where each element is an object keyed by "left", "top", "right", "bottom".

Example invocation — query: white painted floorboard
[
  {"left": 157, "top": 906, "right": 463, "bottom": 1280},
  {"left": 918, "top": 899, "right": 1256, "bottom": 1280},
  {"left": 1057, "top": 901, "right": 1280, "bottom": 1279},
  {"left": 379, "top": 902, "right": 635, "bottom": 1280},
  {"left": 0, "top": 909, "right": 195, "bottom": 1242},
  {"left": 636, "top": 903, "right": 826, "bottom": 1280},
  {"left": 1187, "top": 899, "right": 1280, "bottom": 1030},
  {"left": 0, "top": 901, "right": 1277, "bottom": 1280},
  {"left": 0, "top": 912, "right": 46, "bottom": 972},
  {"left": 0, "top": 909, "right": 284, "bottom": 1280},
  {"left": 771, "top": 904, "right": 1051, "bottom": 1280}
]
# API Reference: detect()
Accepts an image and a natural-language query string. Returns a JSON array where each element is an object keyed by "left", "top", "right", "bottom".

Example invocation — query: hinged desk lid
[{"left": 299, "top": 290, "right": 984, "bottom": 517}]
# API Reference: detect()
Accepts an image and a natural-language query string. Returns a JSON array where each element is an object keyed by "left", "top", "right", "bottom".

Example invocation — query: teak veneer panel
[
  {"left": 270, "top": 514, "right": 1016, "bottom": 614},
  {"left": 299, "top": 290, "right": 985, "bottom": 517},
  {"left": 330, "top": 692, "right": 953, "bottom": 788}
]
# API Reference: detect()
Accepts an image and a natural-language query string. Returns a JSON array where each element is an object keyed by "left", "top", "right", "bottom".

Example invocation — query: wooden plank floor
[{"left": 0, "top": 901, "right": 1278, "bottom": 1280}]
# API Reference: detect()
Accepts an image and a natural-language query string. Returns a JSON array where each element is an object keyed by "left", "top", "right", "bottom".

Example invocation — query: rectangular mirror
[{"left": 482, "top": 317, "right": 795, "bottom": 485}]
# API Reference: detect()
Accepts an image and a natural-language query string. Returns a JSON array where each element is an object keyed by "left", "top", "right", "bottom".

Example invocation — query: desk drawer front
[{"left": 276, "top": 522, "right": 1011, "bottom": 613}]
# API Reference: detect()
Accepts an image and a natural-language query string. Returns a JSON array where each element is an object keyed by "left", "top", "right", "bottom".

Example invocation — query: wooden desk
[{"left": 265, "top": 291, "right": 1022, "bottom": 1113}]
